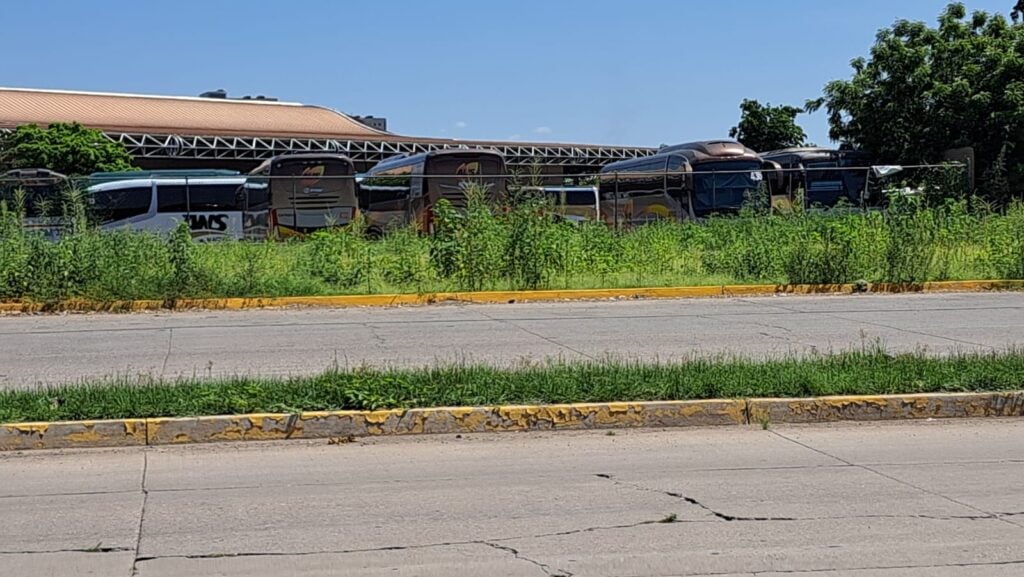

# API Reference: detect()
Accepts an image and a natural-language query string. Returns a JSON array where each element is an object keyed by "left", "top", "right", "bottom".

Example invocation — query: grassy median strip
[{"left": 3, "top": 348, "right": 1024, "bottom": 423}]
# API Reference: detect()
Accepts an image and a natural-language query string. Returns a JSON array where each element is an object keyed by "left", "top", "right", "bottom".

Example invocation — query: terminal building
[{"left": 0, "top": 87, "right": 654, "bottom": 174}]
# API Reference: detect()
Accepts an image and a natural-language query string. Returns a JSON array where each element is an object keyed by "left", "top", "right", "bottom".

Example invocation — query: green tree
[
  {"left": 807, "top": 3, "right": 1024, "bottom": 203},
  {"left": 728, "top": 99, "right": 808, "bottom": 152},
  {"left": 0, "top": 123, "right": 135, "bottom": 176}
]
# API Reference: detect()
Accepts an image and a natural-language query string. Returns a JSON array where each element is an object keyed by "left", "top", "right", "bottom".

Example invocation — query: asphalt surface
[
  {"left": 2, "top": 419, "right": 1023, "bottom": 576},
  {"left": 2, "top": 292, "right": 1024, "bottom": 388}
]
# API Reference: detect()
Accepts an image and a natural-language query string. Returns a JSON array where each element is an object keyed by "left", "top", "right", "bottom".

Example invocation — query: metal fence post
[{"left": 614, "top": 172, "right": 620, "bottom": 231}]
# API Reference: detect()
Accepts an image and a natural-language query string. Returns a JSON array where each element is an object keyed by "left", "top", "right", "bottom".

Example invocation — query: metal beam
[{"left": 96, "top": 131, "right": 654, "bottom": 168}]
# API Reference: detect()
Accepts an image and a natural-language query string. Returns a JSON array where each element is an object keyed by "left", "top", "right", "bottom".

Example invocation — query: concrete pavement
[
  {"left": 2, "top": 292, "right": 1024, "bottom": 388},
  {"left": 1, "top": 419, "right": 1023, "bottom": 576}
]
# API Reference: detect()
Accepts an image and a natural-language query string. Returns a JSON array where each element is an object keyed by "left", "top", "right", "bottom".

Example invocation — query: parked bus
[
  {"left": 760, "top": 147, "right": 873, "bottom": 209},
  {"left": 85, "top": 169, "right": 240, "bottom": 187},
  {"left": 358, "top": 149, "right": 506, "bottom": 235},
  {"left": 516, "top": 185, "right": 600, "bottom": 223},
  {"left": 86, "top": 176, "right": 247, "bottom": 240},
  {"left": 0, "top": 168, "right": 70, "bottom": 239},
  {"left": 598, "top": 140, "right": 778, "bottom": 226},
  {"left": 240, "top": 154, "right": 359, "bottom": 240}
]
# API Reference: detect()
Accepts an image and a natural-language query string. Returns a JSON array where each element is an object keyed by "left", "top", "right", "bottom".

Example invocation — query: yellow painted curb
[
  {"left": 0, "top": 400, "right": 746, "bottom": 450},
  {"left": 2, "top": 393, "right": 1022, "bottom": 451},
  {"left": 747, "top": 392, "right": 1024, "bottom": 424},
  {"left": 0, "top": 419, "right": 147, "bottom": 451},
  {"left": 143, "top": 400, "right": 747, "bottom": 446},
  {"left": 2, "top": 280, "right": 1022, "bottom": 314}
]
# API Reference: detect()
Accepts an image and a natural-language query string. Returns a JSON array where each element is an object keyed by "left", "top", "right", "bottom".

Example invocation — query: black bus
[
  {"left": 358, "top": 149, "right": 506, "bottom": 235},
  {"left": 1, "top": 169, "right": 70, "bottom": 238},
  {"left": 598, "top": 140, "right": 778, "bottom": 226},
  {"left": 760, "top": 147, "right": 874, "bottom": 209},
  {"left": 1, "top": 168, "right": 69, "bottom": 216},
  {"left": 239, "top": 154, "right": 359, "bottom": 240}
]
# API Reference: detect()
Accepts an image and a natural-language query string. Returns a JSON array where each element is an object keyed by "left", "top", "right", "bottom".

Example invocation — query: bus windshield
[
  {"left": 269, "top": 157, "right": 357, "bottom": 234},
  {"left": 428, "top": 155, "right": 505, "bottom": 199},
  {"left": 692, "top": 161, "right": 763, "bottom": 213},
  {"left": 271, "top": 158, "right": 354, "bottom": 204}
]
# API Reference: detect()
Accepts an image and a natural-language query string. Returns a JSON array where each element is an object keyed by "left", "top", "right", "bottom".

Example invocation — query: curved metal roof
[
  {"left": 0, "top": 87, "right": 657, "bottom": 168},
  {"left": 0, "top": 87, "right": 387, "bottom": 138}
]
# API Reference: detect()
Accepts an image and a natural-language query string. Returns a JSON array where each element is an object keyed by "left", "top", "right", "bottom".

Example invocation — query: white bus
[
  {"left": 518, "top": 185, "right": 600, "bottom": 224},
  {"left": 87, "top": 176, "right": 247, "bottom": 240}
]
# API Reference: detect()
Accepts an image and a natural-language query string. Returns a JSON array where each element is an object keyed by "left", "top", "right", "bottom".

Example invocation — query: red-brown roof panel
[
  {"left": 0, "top": 87, "right": 386, "bottom": 138},
  {"left": 0, "top": 87, "right": 655, "bottom": 152}
]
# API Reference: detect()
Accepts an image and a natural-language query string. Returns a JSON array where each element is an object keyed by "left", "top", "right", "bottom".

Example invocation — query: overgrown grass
[
  {"left": 3, "top": 192, "right": 1024, "bottom": 302},
  {"left": 2, "top": 348, "right": 1024, "bottom": 423}
]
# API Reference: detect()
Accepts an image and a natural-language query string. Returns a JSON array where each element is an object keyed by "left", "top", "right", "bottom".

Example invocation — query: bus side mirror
[
  {"left": 762, "top": 161, "right": 784, "bottom": 190},
  {"left": 682, "top": 162, "right": 694, "bottom": 191}
]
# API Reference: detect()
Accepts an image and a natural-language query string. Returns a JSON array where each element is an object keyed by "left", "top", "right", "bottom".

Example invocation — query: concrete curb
[
  {"left": 2, "top": 393, "right": 1022, "bottom": 451},
  {"left": 1, "top": 280, "right": 1022, "bottom": 314},
  {"left": 747, "top": 392, "right": 1024, "bottom": 424}
]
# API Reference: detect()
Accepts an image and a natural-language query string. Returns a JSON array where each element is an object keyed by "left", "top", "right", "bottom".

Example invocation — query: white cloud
[
  {"left": 507, "top": 134, "right": 522, "bottom": 140},
  {"left": 455, "top": 121, "right": 467, "bottom": 129},
  {"left": 533, "top": 126, "right": 552, "bottom": 135}
]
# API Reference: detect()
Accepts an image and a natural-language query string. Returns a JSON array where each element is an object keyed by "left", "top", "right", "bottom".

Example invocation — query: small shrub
[
  {"left": 882, "top": 194, "right": 938, "bottom": 283},
  {"left": 452, "top": 186, "right": 506, "bottom": 291},
  {"left": 985, "top": 201, "right": 1024, "bottom": 279},
  {"left": 504, "top": 194, "right": 564, "bottom": 289},
  {"left": 168, "top": 221, "right": 206, "bottom": 297},
  {"left": 305, "top": 227, "right": 378, "bottom": 291},
  {"left": 378, "top": 227, "right": 435, "bottom": 289}
]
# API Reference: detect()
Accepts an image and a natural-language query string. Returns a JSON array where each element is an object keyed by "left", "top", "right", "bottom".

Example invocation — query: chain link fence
[{"left": 0, "top": 162, "right": 974, "bottom": 241}]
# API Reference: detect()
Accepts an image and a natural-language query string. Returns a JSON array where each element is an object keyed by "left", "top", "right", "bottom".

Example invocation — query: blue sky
[{"left": 0, "top": 0, "right": 1013, "bottom": 148}]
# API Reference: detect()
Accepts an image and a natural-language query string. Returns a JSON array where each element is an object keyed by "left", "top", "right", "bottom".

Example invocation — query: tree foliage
[
  {"left": 729, "top": 99, "right": 808, "bottom": 152},
  {"left": 808, "top": 3, "right": 1024, "bottom": 202},
  {"left": 0, "top": 123, "right": 135, "bottom": 176}
]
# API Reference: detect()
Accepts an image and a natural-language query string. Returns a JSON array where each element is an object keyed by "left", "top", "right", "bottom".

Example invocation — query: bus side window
[
  {"left": 246, "top": 179, "right": 270, "bottom": 210},
  {"left": 157, "top": 185, "right": 188, "bottom": 213},
  {"left": 92, "top": 186, "right": 152, "bottom": 223},
  {"left": 189, "top": 184, "right": 240, "bottom": 212}
]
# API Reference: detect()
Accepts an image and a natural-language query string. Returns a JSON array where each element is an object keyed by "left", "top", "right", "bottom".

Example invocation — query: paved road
[
  {"left": 2, "top": 420, "right": 1023, "bottom": 576},
  {"left": 2, "top": 292, "right": 1024, "bottom": 388}
]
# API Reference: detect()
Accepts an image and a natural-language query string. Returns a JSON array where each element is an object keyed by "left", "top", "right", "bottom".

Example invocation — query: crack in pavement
[
  {"left": 741, "top": 297, "right": 997, "bottom": 351},
  {"left": 474, "top": 309, "right": 598, "bottom": 361},
  {"left": 159, "top": 328, "right": 173, "bottom": 378},
  {"left": 130, "top": 451, "right": 149, "bottom": 577},
  {"left": 595, "top": 473, "right": 798, "bottom": 522},
  {"left": 768, "top": 430, "right": 1024, "bottom": 530},
  {"left": 0, "top": 488, "right": 141, "bottom": 500},
  {"left": 700, "top": 313, "right": 820, "bottom": 351},
  {"left": 593, "top": 473, "right": 1010, "bottom": 524},
  {"left": 0, "top": 547, "right": 134, "bottom": 555},
  {"left": 362, "top": 322, "right": 388, "bottom": 348},
  {"left": 481, "top": 541, "right": 572, "bottom": 577},
  {"left": 131, "top": 517, "right": 678, "bottom": 568},
  {"left": 827, "top": 312, "right": 995, "bottom": 350}
]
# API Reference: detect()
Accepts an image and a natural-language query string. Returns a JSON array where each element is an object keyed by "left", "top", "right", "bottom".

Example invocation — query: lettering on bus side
[{"left": 184, "top": 214, "right": 229, "bottom": 232}]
